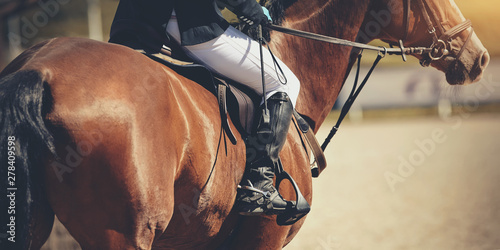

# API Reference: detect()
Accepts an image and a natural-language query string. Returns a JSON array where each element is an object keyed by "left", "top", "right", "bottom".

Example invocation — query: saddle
[{"left": 140, "top": 48, "right": 326, "bottom": 225}]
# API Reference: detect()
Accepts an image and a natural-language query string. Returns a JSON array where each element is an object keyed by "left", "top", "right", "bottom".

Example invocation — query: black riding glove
[
  {"left": 217, "top": 0, "right": 270, "bottom": 27},
  {"left": 237, "top": 6, "right": 270, "bottom": 27}
]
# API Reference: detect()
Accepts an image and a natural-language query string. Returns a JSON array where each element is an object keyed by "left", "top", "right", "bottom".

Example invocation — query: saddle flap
[{"left": 225, "top": 82, "right": 261, "bottom": 135}]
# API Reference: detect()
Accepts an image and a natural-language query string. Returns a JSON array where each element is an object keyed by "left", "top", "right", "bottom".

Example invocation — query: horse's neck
[{"left": 270, "top": 0, "right": 371, "bottom": 131}]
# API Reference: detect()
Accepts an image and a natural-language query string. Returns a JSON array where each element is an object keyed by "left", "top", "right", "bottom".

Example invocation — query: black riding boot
[{"left": 237, "top": 92, "right": 293, "bottom": 215}]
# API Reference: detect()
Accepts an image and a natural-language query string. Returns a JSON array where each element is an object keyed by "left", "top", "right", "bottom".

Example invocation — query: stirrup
[{"left": 274, "top": 159, "right": 311, "bottom": 226}]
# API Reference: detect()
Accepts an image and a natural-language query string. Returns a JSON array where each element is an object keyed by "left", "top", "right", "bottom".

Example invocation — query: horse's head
[{"left": 371, "top": 0, "right": 489, "bottom": 85}]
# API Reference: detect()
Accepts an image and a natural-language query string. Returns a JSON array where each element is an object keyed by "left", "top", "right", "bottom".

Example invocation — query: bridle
[
  {"left": 266, "top": 0, "right": 473, "bottom": 65},
  {"left": 400, "top": 0, "right": 474, "bottom": 66},
  {"left": 263, "top": 0, "right": 476, "bottom": 157}
]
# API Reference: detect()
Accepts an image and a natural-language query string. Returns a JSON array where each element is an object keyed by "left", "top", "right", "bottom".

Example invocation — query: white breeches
[{"left": 166, "top": 15, "right": 300, "bottom": 107}]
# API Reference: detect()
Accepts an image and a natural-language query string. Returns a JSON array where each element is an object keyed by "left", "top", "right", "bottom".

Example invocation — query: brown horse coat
[{"left": 0, "top": 0, "right": 488, "bottom": 249}]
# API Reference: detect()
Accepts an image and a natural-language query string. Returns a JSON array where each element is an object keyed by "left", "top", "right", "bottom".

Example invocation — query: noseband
[{"left": 400, "top": 0, "right": 474, "bottom": 66}]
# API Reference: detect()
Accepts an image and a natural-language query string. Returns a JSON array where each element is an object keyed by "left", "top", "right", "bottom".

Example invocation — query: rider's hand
[
  {"left": 218, "top": 0, "right": 272, "bottom": 27},
  {"left": 222, "top": 0, "right": 271, "bottom": 28},
  {"left": 238, "top": 7, "right": 271, "bottom": 27}
]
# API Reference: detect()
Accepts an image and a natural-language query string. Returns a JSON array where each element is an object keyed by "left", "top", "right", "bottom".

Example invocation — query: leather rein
[
  {"left": 265, "top": 0, "right": 474, "bottom": 153},
  {"left": 267, "top": 0, "right": 473, "bottom": 65}
]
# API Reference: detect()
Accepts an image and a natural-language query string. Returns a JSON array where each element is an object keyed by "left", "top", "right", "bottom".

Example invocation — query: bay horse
[{"left": 0, "top": 0, "right": 489, "bottom": 249}]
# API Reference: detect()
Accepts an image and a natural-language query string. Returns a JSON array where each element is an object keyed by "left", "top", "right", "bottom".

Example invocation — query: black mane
[{"left": 264, "top": 0, "right": 299, "bottom": 25}]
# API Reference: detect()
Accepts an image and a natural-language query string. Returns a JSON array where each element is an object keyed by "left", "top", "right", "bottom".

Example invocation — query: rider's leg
[
  {"left": 237, "top": 92, "right": 293, "bottom": 215},
  {"left": 165, "top": 15, "right": 300, "bottom": 107},
  {"left": 166, "top": 15, "right": 300, "bottom": 215}
]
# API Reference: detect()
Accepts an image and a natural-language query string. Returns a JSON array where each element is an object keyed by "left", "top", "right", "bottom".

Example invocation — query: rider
[{"left": 109, "top": 0, "right": 301, "bottom": 216}]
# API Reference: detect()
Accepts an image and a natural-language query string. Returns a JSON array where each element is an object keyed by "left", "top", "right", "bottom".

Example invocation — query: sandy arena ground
[
  {"left": 41, "top": 112, "right": 500, "bottom": 249},
  {"left": 287, "top": 113, "right": 500, "bottom": 250}
]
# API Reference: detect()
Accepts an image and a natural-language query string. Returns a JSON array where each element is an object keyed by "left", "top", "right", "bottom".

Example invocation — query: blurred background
[{"left": 1, "top": 0, "right": 499, "bottom": 249}]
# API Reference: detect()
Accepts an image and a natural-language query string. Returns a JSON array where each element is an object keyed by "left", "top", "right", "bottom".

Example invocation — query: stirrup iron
[{"left": 275, "top": 159, "right": 311, "bottom": 226}]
